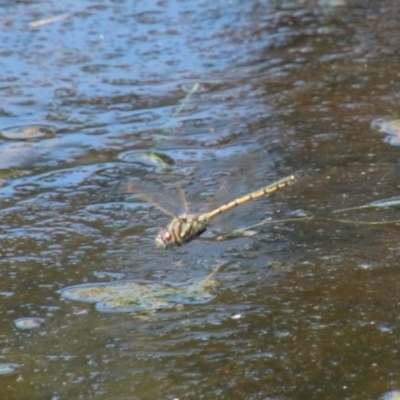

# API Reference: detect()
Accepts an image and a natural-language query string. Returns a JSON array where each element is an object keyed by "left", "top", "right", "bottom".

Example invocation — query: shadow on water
[{"left": 1, "top": 0, "right": 400, "bottom": 399}]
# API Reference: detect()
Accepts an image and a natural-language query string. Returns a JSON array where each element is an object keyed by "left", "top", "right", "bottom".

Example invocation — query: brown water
[{"left": 1, "top": 0, "right": 400, "bottom": 399}]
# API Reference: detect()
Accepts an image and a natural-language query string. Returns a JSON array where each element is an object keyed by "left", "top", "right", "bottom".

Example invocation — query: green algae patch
[{"left": 59, "top": 267, "right": 220, "bottom": 314}]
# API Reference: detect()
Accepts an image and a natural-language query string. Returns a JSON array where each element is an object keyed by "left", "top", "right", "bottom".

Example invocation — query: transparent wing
[{"left": 126, "top": 178, "right": 187, "bottom": 218}]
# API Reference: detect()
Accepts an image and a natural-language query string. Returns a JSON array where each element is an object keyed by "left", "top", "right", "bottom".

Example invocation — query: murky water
[{"left": 1, "top": 0, "right": 400, "bottom": 399}]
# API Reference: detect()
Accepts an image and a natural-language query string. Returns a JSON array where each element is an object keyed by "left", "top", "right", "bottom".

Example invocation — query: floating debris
[
  {"left": 0, "top": 363, "right": 20, "bottom": 375},
  {"left": 369, "top": 197, "right": 400, "bottom": 208},
  {"left": 14, "top": 317, "right": 45, "bottom": 330},
  {"left": 372, "top": 118, "right": 400, "bottom": 146},
  {"left": 29, "top": 13, "right": 71, "bottom": 28},
  {"left": 119, "top": 150, "right": 174, "bottom": 173},
  {"left": 0, "top": 125, "right": 56, "bottom": 141},
  {"left": 381, "top": 390, "right": 400, "bottom": 400},
  {"left": 333, "top": 196, "right": 400, "bottom": 213},
  {"left": 136, "top": 151, "right": 174, "bottom": 171}
]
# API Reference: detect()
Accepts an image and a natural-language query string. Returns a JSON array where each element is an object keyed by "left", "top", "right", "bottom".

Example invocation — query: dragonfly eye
[
  {"left": 164, "top": 230, "right": 172, "bottom": 241},
  {"left": 155, "top": 229, "right": 172, "bottom": 248}
]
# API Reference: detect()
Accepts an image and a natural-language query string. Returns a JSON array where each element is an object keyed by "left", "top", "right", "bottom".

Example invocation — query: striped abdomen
[{"left": 201, "top": 175, "right": 296, "bottom": 221}]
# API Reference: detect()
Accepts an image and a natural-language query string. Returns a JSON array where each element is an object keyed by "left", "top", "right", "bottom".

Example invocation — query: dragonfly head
[{"left": 155, "top": 228, "right": 174, "bottom": 249}]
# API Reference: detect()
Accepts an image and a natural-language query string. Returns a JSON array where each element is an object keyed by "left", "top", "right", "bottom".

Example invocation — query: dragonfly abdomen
[{"left": 203, "top": 175, "right": 295, "bottom": 221}]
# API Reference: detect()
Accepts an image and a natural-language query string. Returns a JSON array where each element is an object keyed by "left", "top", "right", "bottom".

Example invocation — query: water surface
[{"left": 1, "top": 1, "right": 400, "bottom": 399}]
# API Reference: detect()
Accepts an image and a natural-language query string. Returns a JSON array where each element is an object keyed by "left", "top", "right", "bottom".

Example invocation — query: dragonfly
[{"left": 154, "top": 175, "right": 296, "bottom": 248}]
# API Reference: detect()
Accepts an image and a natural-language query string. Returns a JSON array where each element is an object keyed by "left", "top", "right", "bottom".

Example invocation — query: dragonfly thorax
[{"left": 155, "top": 215, "right": 208, "bottom": 248}]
